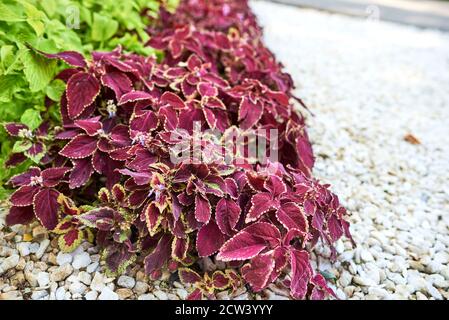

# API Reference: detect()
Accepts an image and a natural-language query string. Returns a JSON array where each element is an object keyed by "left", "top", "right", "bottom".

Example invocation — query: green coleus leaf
[
  {"left": 12, "top": 140, "right": 32, "bottom": 153},
  {"left": 38, "top": 0, "right": 58, "bottom": 18},
  {"left": 91, "top": 13, "right": 119, "bottom": 42},
  {"left": 0, "top": 2, "right": 25, "bottom": 22},
  {"left": 21, "top": 47, "right": 56, "bottom": 92},
  {"left": 0, "top": 75, "right": 19, "bottom": 102},
  {"left": 20, "top": 108, "right": 42, "bottom": 130},
  {"left": 46, "top": 79, "right": 66, "bottom": 102},
  {"left": 0, "top": 45, "right": 16, "bottom": 71},
  {"left": 20, "top": 1, "right": 47, "bottom": 36}
]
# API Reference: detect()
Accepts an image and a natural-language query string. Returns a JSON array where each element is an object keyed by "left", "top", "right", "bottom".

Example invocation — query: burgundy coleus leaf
[
  {"left": 246, "top": 175, "right": 287, "bottom": 223},
  {"left": 238, "top": 97, "right": 263, "bottom": 130},
  {"left": 58, "top": 229, "right": 84, "bottom": 252},
  {"left": 111, "top": 184, "right": 126, "bottom": 204},
  {"left": 101, "top": 71, "right": 133, "bottom": 99},
  {"left": 202, "top": 97, "right": 229, "bottom": 131},
  {"left": 25, "top": 142, "right": 45, "bottom": 158},
  {"left": 41, "top": 167, "right": 71, "bottom": 188},
  {"left": 118, "top": 169, "right": 151, "bottom": 186},
  {"left": 246, "top": 193, "right": 274, "bottom": 223},
  {"left": 194, "top": 194, "right": 211, "bottom": 224},
  {"left": 327, "top": 215, "right": 344, "bottom": 243},
  {"left": 296, "top": 135, "right": 315, "bottom": 171},
  {"left": 40, "top": 50, "right": 87, "bottom": 68},
  {"left": 77, "top": 207, "right": 115, "bottom": 231},
  {"left": 8, "top": 167, "right": 41, "bottom": 187},
  {"left": 5, "top": 153, "right": 27, "bottom": 167},
  {"left": 179, "top": 268, "right": 202, "bottom": 285},
  {"left": 103, "top": 243, "right": 136, "bottom": 276},
  {"left": 33, "top": 188, "right": 60, "bottom": 230},
  {"left": 69, "top": 158, "right": 94, "bottom": 189},
  {"left": 212, "top": 271, "right": 230, "bottom": 290},
  {"left": 66, "top": 72, "right": 101, "bottom": 119},
  {"left": 109, "top": 125, "right": 131, "bottom": 148},
  {"left": 144, "top": 233, "right": 172, "bottom": 275},
  {"left": 4, "top": 123, "right": 29, "bottom": 137},
  {"left": 130, "top": 111, "right": 159, "bottom": 134},
  {"left": 158, "top": 106, "right": 179, "bottom": 131},
  {"left": 264, "top": 175, "right": 287, "bottom": 197},
  {"left": 10, "top": 185, "right": 40, "bottom": 207},
  {"left": 215, "top": 198, "right": 241, "bottom": 236},
  {"left": 289, "top": 249, "right": 313, "bottom": 300},
  {"left": 74, "top": 117, "right": 102, "bottom": 136},
  {"left": 217, "top": 222, "right": 281, "bottom": 262},
  {"left": 198, "top": 82, "right": 218, "bottom": 97},
  {"left": 6, "top": 206, "right": 35, "bottom": 226},
  {"left": 160, "top": 92, "right": 186, "bottom": 110},
  {"left": 144, "top": 202, "right": 163, "bottom": 236},
  {"left": 275, "top": 202, "right": 309, "bottom": 235},
  {"left": 241, "top": 253, "right": 275, "bottom": 292},
  {"left": 310, "top": 274, "right": 336, "bottom": 300},
  {"left": 196, "top": 220, "right": 225, "bottom": 257},
  {"left": 186, "top": 288, "right": 203, "bottom": 300},
  {"left": 59, "top": 134, "right": 98, "bottom": 159},
  {"left": 172, "top": 237, "right": 189, "bottom": 262},
  {"left": 224, "top": 178, "right": 238, "bottom": 199},
  {"left": 118, "top": 91, "right": 153, "bottom": 106}
]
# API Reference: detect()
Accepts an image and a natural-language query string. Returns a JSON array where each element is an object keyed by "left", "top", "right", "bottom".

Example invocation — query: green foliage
[{"left": 0, "top": 0, "right": 174, "bottom": 198}]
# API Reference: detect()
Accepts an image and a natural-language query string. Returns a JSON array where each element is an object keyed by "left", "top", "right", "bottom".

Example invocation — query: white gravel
[{"left": 251, "top": 0, "right": 449, "bottom": 300}]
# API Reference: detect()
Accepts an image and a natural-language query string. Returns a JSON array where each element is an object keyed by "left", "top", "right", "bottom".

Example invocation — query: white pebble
[
  {"left": 117, "top": 275, "right": 135, "bottom": 289},
  {"left": 56, "top": 252, "right": 73, "bottom": 266},
  {"left": 72, "top": 252, "right": 91, "bottom": 269},
  {"left": 85, "top": 291, "right": 98, "bottom": 300},
  {"left": 98, "top": 287, "right": 119, "bottom": 300},
  {"left": 16, "top": 242, "right": 30, "bottom": 256},
  {"left": 37, "top": 272, "right": 50, "bottom": 287}
]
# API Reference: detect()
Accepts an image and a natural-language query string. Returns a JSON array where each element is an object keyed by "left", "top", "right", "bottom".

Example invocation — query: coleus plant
[
  {"left": 179, "top": 268, "right": 242, "bottom": 300},
  {"left": 4, "top": 0, "right": 353, "bottom": 300}
]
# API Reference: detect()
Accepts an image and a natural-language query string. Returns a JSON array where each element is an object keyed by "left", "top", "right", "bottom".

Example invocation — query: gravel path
[
  {"left": 251, "top": 0, "right": 449, "bottom": 300},
  {"left": 1, "top": 1, "right": 449, "bottom": 301}
]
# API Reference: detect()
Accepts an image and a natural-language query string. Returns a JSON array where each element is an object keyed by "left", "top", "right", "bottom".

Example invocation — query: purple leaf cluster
[{"left": 4, "top": 0, "right": 353, "bottom": 299}]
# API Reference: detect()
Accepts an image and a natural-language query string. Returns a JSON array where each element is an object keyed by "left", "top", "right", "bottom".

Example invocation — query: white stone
[
  {"left": 176, "top": 288, "right": 188, "bottom": 300},
  {"left": 426, "top": 284, "right": 443, "bottom": 300},
  {"left": 86, "top": 262, "right": 99, "bottom": 273},
  {"left": 29, "top": 243, "right": 39, "bottom": 254},
  {"left": 117, "top": 275, "right": 135, "bottom": 289},
  {"left": 90, "top": 272, "right": 106, "bottom": 292},
  {"left": 31, "top": 290, "right": 48, "bottom": 300},
  {"left": 78, "top": 271, "right": 92, "bottom": 285},
  {"left": 35, "top": 239, "right": 50, "bottom": 259},
  {"left": 138, "top": 293, "right": 157, "bottom": 300},
  {"left": 50, "top": 264, "right": 73, "bottom": 282},
  {"left": 134, "top": 281, "right": 149, "bottom": 295},
  {"left": 360, "top": 249, "right": 375, "bottom": 262},
  {"left": 16, "top": 242, "right": 30, "bottom": 256},
  {"left": 98, "top": 287, "right": 119, "bottom": 300},
  {"left": 0, "top": 254, "right": 19, "bottom": 275},
  {"left": 339, "top": 270, "right": 353, "bottom": 287},
  {"left": 85, "top": 291, "right": 98, "bottom": 300},
  {"left": 56, "top": 252, "right": 73, "bottom": 266},
  {"left": 55, "top": 287, "right": 66, "bottom": 300},
  {"left": 37, "top": 272, "right": 50, "bottom": 287},
  {"left": 69, "top": 281, "right": 87, "bottom": 295},
  {"left": 72, "top": 252, "right": 91, "bottom": 269},
  {"left": 153, "top": 290, "right": 168, "bottom": 300}
]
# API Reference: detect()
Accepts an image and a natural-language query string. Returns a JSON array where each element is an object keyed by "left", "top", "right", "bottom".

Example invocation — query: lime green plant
[{"left": 0, "top": 0, "right": 178, "bottom": 198}]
